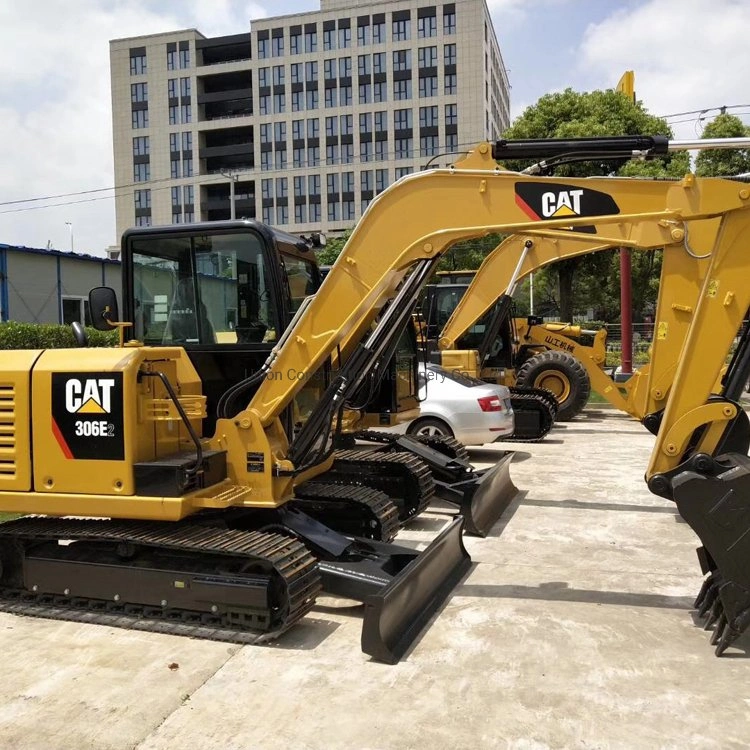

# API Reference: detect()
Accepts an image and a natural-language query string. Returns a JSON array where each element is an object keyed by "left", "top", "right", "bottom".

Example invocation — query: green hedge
[{"left": 0, "top": 322, "right": 119, "bottom": 349}]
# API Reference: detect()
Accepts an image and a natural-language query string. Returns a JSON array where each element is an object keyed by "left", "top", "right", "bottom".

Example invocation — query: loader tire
[{"left": 515, "top": 350, "right": 590, "bottom": 421}]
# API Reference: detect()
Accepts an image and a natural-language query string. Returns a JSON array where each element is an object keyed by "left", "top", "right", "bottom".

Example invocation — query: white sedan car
[{"left": 401, "top": 363, "right": 515, "bottom": 445}]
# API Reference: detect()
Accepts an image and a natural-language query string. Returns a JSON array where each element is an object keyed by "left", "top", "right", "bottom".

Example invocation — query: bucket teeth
[{"left": 693, "top": 574, "right": 750, "bottom": 656}]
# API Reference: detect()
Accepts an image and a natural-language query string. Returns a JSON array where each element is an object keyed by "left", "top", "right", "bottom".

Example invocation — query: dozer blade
[
  {"left": 671, "top": 452, "right": 750, "bottom": 656},
  {"left": 314, "top": 517, "right": 470, "bottom": 663},
  {"left": 432, "top": 452, "right": 517, "bottom": 537}
]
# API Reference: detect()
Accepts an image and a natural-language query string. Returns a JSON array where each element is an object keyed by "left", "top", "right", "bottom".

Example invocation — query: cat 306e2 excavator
[{"left": 1, "top": 135, "right": 749, "bottom": 660}]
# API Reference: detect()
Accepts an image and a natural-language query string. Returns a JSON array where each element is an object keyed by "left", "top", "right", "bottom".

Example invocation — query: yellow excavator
[
  {"left": 429, "top": 219, "right": 718, "bottom": 424},
  {"left": 1, "top": 134, "right": 749, "bottom": 661}
]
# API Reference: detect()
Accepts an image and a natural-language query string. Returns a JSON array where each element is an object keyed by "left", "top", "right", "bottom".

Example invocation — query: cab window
[{"left": 280, "top": 254, "right": 319, "bottom": 312}]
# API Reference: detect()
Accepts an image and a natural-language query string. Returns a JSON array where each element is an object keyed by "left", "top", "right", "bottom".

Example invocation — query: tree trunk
[{"left": 557, "top": 262, "right": 575, "bottom": 322}]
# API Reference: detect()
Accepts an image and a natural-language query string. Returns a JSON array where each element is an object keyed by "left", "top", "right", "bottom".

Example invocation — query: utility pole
[
  {"left": 220, "top": 171, "right": 239, "bottom": 220},
  {"left": 65, "top": 222, "right": 74, "bottom": 253}
]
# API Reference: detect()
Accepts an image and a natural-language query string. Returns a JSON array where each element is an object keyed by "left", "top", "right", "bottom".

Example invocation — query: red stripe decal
[
  {"left": 51, "top": 418, "right": 74, "bottom": 459},
  {"left": 515, "top": 193, "right": 540, "bottom": 221}
]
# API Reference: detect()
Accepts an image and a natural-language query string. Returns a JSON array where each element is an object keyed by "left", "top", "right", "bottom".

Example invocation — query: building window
[
  {"left": 325, "top": 116, "right": 338, "bottom": 137},
  {"left": 260, "top": 95, "right": 270, "bottom": 115},
  {"left": 183, "top": 156, "right": 193, "bottom": 177},
  {"left": 342, "top": 143, "right": 354, "bottom": 163},
  {"left": 304, "top": 29, "right": 317, "bottom": 53},
  {"left": 169, "top": 105, "right": 178, "bottom": 125},
  {"left": 327, "top": 201, "right": 340, "bottom": 221},
  {"left": 168, "top": 78, "right": 177, "bottom": 98},
  {"left": 292, "top": 119, "right": 304, "bottom": 140},
  {"left": 393, "top": 79, "right": 412, "bottom": 101},
  {"left": 292, "top": 91, "right": 303, "bottom": 111},
  {"left": 324, "top": 59, "right": 336, "bottom": 80},
  {"left": 308, "top": 174, "right": 321, "bottom": 197},
  {"left": 273, "top": 65, "right": 285, "bottom": 86},
  {"left": 418, "top": 46, "right": 437, "bottom": 68},
  {"left": 361, "top": 170, "right": 373, "bottom": 191},
  {"left": 358, "top": 54, "right": 370, "bottom": 76},
  {"left": 339, "top": 27, "right": 351, "bottom": 49},
  {"left": 167, "top": 49, "right": 177, "bottom": 71},
  {"left": 182, "top": 132, "right": 192, "bottom": 151},
  {"left": 373, "top": 81, "right": 387, "bottom": 102},
  {"left": 262, "top": 206, "right": 272, "bottom": 224},
  {"left": 420, "top": 135, "right": 439, "bottom": 156},
  {"left": 340, "top": 86, "right": 352, "bottom": 106},
  {"left": 395, "top": 138, "right": 412, "bottom": 159},
  {"left": 291, "top": 32, "right": 301, "bottom": 54},
  {"left": 134, "top": 189, "right": 151, "bottom": 209},
  {"left": 419, "top": 76, "right": 438, "bottom": 98},
  {"left": 310, "top": 203, "right": 321, "bottom": 222},
  {"left": 374, "top": 111, "right": 387, "bottom": 131},
  {"left": 179, "top": 48, "right": 190, "bottom": 69},
  {"left": 276, "top": 205, "right": 289, "bottom": 225},
  {"left": 338, "top": 57, "right": 351, "bottom": 78},
  {"left": 131, "top": 82, "right": 148, "bottom": 102},
  {"left": 393, "top": 50, "right": 411, "bottom": 72},
  {"left": 306, "top": 89, "right": 319, "bottom": 110},
  {"left": 172, "top": 212, "right": 183, "bottom": 224},
  {"left": 180, "top": 77, "right": 191, "bottom": 97},
  {"left": 444, "top": 43, "right": 456, "bottom": 66},
  {"left": 324, "top": 29, "right": 335, "bottom": 51},
  {"left": 445, "top": 103, "right": 457, "bottom": 125},
  {"left": 171, "top": 186, "right": 181, "bottom": 206},
  {"left": 306, "top": 61, "right": 319, "bottom": 82},
  {"left": 295, "top": 204, "right": 307, "bottom": 223},
  {"left": 62, "top": 297, "right": 90, "bottom": 326},
  {"left": 373, "top": 52, "right": 386, "bottom": 74},
  {"left": 274, "top": 121, "right": 287, "bottom": 141},
  {"left": 395, "top": 166, "right": 413, "bottom": 179},
  {"left": 444, "top": 73, "right": 457, "bottom": 95},
  {"left": 130, "top": 53, "right": 146, "bottom": 76},
  {"left": 262, "top": 179, "right": 272, "bottom": 200},
  {"left": 258, "top": 38, "right": 269, "bottom": 58},
  {"left": 307, "top": 146, "right": 320, "bottom": 166},
  {"left": 342, "top": 200, "right": 355, "bottom": 220},
  {"left": 359, "top": 112, "right": 371, "bottom": 134},
  {"left": 294, "top": 176, "right": 306, "bottom": 197},
  {"left": 171, "top": 160, "right": 181, "bottom": 179},
  {"left": 276, "top": 177, "right": 288, "bottom": 198},
  {"left": 260, "top": 123, "right": 271, "bottom": 143},
  {"left": 375, "top": 169, "right": 388, "bottom": 192},
  {"left": 444, "top": 11, "right": 456, "bottom": 35},
  {"left": 291, "top": 63, "right": 302, "bottom": 83},
  {"left": 360, "top": 141, "right": 373, "bottom": 162},
  {"left": 394, "top": 108, "right": 412, "bottom": 130},
  {"left": 446, "top": 133, "right": 458, "bottom": 152},
  {"left": 132, "top": 109, "right": 149, "bottom": 129},
  {"left": 184, "top": 211, "right": 194, "bottom": 223},
  {"left": 324, "top": 88, "right": 337, "bottom": 109},
  {"left": 135, "top": 215, "right": 152, "bottom": 227},
  {"left": 134, "top": 162, "right": 150, "bottom": 182},
  {"left": 341, "top": 114, "right": 353, "bottom": 135},
  {"left": 272, "top": 36, "right": 284, "bottom": 57},
  {"left": 307, "top": 118, "right": 320, "bottom": 138},
  {"left": 132, "top": 136, "right": 150, "bottom": 156},
  {"left": 293, "top": 147, "right": 304, "bottom": 167},
  {"left": 342, "top": 172, "right": 354, "bottom": 193},
  {"left": 419, "top": 106, "right": 438, "bottom": 128},
  {"left": 373, "top": 21, "right": 385, "bottom": 44},
  {"left": 274, "top": 150, "right": 287, "bottom": 169},
  {"left": 181, "top": 103, "right": 192, "bottom": 122},
  {"left": 274, "top": 93, "right": 286, "bottom": 113},
  {"left": 261, "top": 151, "right": 271, "bottom": 171},
  {"left": 258, "top": 67, "right": 269, "bottom": 87},
  {"left": 392, "top": 19, "right": 410, "bottom": 41},
  {"left": 418, "top": 15, "right": 437, "bottom": 38},
  {"left": 357, "top": 24, "right": 370, "bottom": 46}
]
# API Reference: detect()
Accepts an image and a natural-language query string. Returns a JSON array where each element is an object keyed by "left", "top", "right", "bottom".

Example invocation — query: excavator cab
[{"left": 122, "top": 221, "right": 322, "bottom": 433}]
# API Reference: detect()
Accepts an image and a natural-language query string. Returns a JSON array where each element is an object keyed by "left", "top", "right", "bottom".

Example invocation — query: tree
[
  {"left": 500, "top": 88, "right": 688, "bottom": 321},
  {"left": 315, "top": 228, "right": 353, "bottom": 266},
  {"left": 695, "top": 113, "right": 750, "bottom": 177},
  {"left": 438, "top": 233, "right": 505, "bottom": 272}
]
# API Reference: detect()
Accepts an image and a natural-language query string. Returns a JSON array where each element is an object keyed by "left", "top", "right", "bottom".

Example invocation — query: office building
[{"left": 110, "top": 0, "right": 509, "bottom": 239}]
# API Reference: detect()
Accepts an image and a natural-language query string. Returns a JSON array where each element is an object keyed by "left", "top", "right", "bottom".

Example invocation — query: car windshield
[{"left": 425, "top": 364, "right": 484, "bottom": 388}]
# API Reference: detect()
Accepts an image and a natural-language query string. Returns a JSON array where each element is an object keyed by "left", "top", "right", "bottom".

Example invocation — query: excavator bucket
[
  {"left": 669, "top": 452, "right": 750, "bottom": 655},
  {"left": 314, "top": 516, "right": 470, "bottom": 663},
  {"left": 432, "top": 452, "right": 517, "bottom": 537}
]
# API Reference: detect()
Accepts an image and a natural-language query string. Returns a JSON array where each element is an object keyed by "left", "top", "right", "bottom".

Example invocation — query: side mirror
[{"left": 89, "top": 287, "right": 119, "bottom": 331}]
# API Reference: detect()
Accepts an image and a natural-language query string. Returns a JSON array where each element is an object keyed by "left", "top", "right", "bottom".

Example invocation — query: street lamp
[
  {"left": 220, "top": 171, "right": 239, "bottom": 220},
  {"left": 64, "top": 222, "right": 74, "bottom": 253}
]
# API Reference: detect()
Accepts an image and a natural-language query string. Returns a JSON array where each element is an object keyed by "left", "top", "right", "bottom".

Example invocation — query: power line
[{"left": 660, "top": 104, "right": 750, "bottom": 119}]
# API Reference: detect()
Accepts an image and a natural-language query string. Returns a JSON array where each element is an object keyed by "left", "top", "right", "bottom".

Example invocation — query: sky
[{"left": 0, "top": 0, "right": 749, "bottom": 257}]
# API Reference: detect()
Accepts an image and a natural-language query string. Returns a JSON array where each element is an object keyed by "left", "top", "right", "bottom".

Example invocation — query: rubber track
[
  {"left": 294, "top": 482, "right": 400, "bottom": 542},
  {"left": 0, "top": 516, "right": 321, "bottom": 642},
  {"left": 353, "top": 429, "right": 471, "bottom": 462},
  {"left": 326, "top": 449, "right": 436, "bottom": 521},
  {"left": 504, "top": 388, "right": 555, "bottom": 442}
]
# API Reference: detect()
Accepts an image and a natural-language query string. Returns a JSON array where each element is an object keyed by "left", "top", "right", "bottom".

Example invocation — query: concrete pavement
[{"left": 0, "top": 409, "right": 747, "bottom": 750}]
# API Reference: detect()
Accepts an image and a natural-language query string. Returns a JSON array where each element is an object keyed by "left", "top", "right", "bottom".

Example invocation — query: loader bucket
[
  {"left": 432, "top": 452, "right": 517, "bottom": 537},
  {"left": 361, "top": 516, "right": 470, "bottom": 663}
]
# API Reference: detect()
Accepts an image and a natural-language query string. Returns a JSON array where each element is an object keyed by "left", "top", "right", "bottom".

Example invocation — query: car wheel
[
  {"left": 407, "top": 417, "right": 454, "bottom": 439},
  {"left": 515, "top": 350, "right": 590, "bottom": 421}
]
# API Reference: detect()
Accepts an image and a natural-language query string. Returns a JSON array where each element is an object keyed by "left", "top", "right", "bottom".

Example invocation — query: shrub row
[{"left": 0, "top": 322, "right": 118, "bottom": 349}]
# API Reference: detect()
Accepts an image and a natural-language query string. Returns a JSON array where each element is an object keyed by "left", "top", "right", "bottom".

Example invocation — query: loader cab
[
  {"left": 121, "top": 220, "right": 321, "bottom": 431},
  {"left": 420, "top": 283, "right": 515, "bottom": 369}
]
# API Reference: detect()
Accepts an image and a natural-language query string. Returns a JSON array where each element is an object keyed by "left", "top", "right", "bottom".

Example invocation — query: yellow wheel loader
[{"left": 1, "top": 134, "right": 749, "bottom": 661}]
